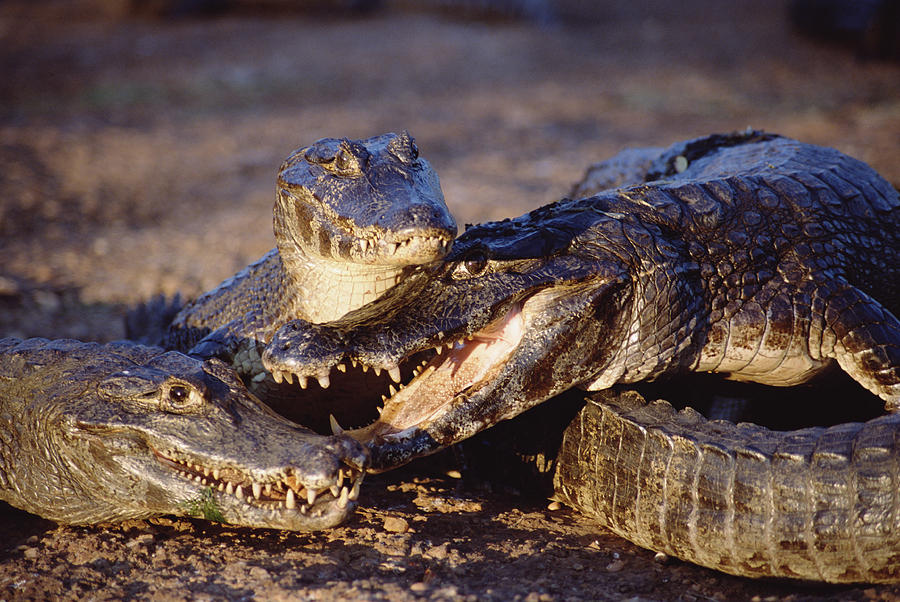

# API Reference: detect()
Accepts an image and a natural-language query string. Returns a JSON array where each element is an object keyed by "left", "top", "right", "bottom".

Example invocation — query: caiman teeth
[
  {"left": 434, "top": 340, "right": 456, "bottom": 355},
  {"left": 162, "top": 450, "right": 365, "bottom": 513},
  {"left": 317, "top": 374, "right": 331, "bottom": 389},
  {"left": 411, "top": 359, "right": 428, "bottom": 377},
  {"left": 271, "top": 368, "right": 313, "bottom": 388},
  {"left": 387, "top": 365, "right": 402, "bottom": 383},
  {"left": 330, "top": 414, "right": 344, "bottom": 435}
]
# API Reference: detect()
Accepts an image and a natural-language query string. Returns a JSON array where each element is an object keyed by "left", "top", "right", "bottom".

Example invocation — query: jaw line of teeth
[
  {"left": 267, "top": 333, "right": 477, "bottom": 394},
  {"left": 368, "top": 235, "right": 451, "bottom": 257},
  {"left": 268, "top": 369, "right": 330, "bottom": 389},
  {"left": 165, "top": 454, "right": 362, "bottom": 512}
]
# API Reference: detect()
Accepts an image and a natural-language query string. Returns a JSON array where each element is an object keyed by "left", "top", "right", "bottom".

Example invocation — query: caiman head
[
  {"left": 274, "top": 132, "right": 457, "bottom": 322},
  {"left": 0, "top": 339, "right": 368, "bottom": 530},
  {"left": 262, "top": 200, "right": 642, "bottom": 470}
]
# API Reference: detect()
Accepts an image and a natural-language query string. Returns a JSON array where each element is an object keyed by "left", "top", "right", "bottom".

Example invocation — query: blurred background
[
  {"left": 1, "top": 0, "right": 899, "bottom": 337},
  {"left": 2, "top": 3, "right": 900, "bottom": 598}
]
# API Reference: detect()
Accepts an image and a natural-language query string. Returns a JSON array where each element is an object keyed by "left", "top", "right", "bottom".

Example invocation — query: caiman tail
[{"left": 555, "top": 390, "right": 900, "bottom": 583}]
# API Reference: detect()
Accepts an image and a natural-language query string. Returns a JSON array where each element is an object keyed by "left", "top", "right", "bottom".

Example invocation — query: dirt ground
[{"left": 2, "top": 1, "right": 900, "bottom": 599}]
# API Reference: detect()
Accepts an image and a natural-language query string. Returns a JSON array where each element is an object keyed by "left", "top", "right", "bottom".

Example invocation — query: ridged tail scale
[{"left": 555, "top": 390, "right": 900, "bottom": 583}]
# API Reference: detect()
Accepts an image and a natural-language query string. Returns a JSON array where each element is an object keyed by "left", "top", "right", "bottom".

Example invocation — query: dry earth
[{"left": 2, "top": 1, "right": 900, "bottom": 599}]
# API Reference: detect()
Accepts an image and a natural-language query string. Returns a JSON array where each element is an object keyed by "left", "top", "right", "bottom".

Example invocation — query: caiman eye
[
  {"left": 163, "top": 384, "right": 202, "bottom": 414},
  {"left": 334, "top": 148, "right": 354, "bottom": 172},
  {"left": 329, "top": 142, "right": 367, "bottom": 175},
  {"left": 451, "top": 251, "right": 488, "bottom": 279},
  {"left": 169, "top": 385, "right": 189, "bottom": 404},
  {"left": 465, "top": 255, "right": 487, "bottom": 274}
]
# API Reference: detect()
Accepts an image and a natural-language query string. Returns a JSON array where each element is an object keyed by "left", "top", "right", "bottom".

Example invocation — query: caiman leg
[{"left": 819, "top": 284, "right": 900, "bottom": 408}]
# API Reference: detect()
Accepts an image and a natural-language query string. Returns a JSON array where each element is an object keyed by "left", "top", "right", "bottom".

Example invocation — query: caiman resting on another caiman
[
  {"left": 160, "top": 131, "right": 455, "bottom": 363},
  {"left": 132, "top": 131, "right": 456, "bottom": 429},
  {"left": 0, "top": 132, "right": 452, "bottom": 530},
  {"left": 0, "top": 337, "right": 368, "bottom": 530},
  {"left": 263, "top": 131, "right": 900, "bottom": 582}
]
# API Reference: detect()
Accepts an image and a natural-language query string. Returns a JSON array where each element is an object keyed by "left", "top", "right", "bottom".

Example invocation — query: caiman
[
  {"left": 133, "top": 131, "right": 456, "bottom": 429},
  {"left": 262, "top": 131, "right": 900, "bottom": 582},
  {"left": 0, "top": 337, "right": 368, "bottom": 530},
  {"left": 151, "top": 132, "right": 455, "bottom": 390}
]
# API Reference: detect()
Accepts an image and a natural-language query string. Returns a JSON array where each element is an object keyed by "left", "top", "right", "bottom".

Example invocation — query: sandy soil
[{"left": 1, "top": 1, "right": 900, "bottom": 599}]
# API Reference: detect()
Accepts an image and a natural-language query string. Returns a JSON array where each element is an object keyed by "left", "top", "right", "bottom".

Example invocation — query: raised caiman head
[
  {"left": 275, "top": 131, "right": 457, "bottom": 322},
  {"left": 0, "top": 338, "right": 368, "bottom": 530}
]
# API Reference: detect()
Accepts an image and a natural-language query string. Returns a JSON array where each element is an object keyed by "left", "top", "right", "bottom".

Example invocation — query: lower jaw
[{"left": 340, "top": 307, "right": 525, "bottom": 462}]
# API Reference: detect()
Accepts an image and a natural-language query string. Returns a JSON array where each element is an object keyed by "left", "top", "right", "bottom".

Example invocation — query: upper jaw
[{"left": 261, "top": 297, "right": 502, "bottom": 392}]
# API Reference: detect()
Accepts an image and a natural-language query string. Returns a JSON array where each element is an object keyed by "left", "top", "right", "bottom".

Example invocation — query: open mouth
[
  {"left": 153, "top": 448, "right": 363, "bottom": 514},
  {"left": 267, "top": 303, "right": 525, "bottom": 447},
  {"left": 345, "top": 304, "right": 524, "bottom": 442}
]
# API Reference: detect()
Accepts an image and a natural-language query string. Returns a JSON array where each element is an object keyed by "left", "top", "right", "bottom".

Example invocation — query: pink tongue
[{"left": 351, "top": 305, "right": 524, "bottom": 440}]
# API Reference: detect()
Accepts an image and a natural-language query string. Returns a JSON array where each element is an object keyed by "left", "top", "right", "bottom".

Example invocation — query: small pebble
[
  {"left": 23, "top": 547, "right": 39, "bottom": 560},
  {"left": 445, "top": 470, "right": 462, "bottom": 479},
  {"left": 426, "top": 543, "right": 449, "bottom": 560},
  {"left": 0, "top": 276, "right": 20, "bottom": 296},
  {"left": 383, "top": 516, "right": 409, "bottom": 533},
  {"left": 605, "top": 559, "right": 625, "bottom": 572},
  {"left": 653, "top": 551, "right": 669, "bottom": 564},
  {"left": 546, "top": 501, "right": 561, "bottom": 511},
  {"left": 410, "top": 582, "right": 428, "bottom": 592}
]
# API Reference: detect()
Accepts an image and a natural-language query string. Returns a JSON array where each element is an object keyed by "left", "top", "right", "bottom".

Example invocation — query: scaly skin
[
  {"left": 0, "top": 337, "right": 367, "bottom": 530},
  {"left": 262, "top": 132, "right": 900, "bottom": 581},
  {"left": 160, "top": 132, "right": 456, "bottom": 390},
  {"left": 555, "top": 389, "right": 900, "bottom": 583}
]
